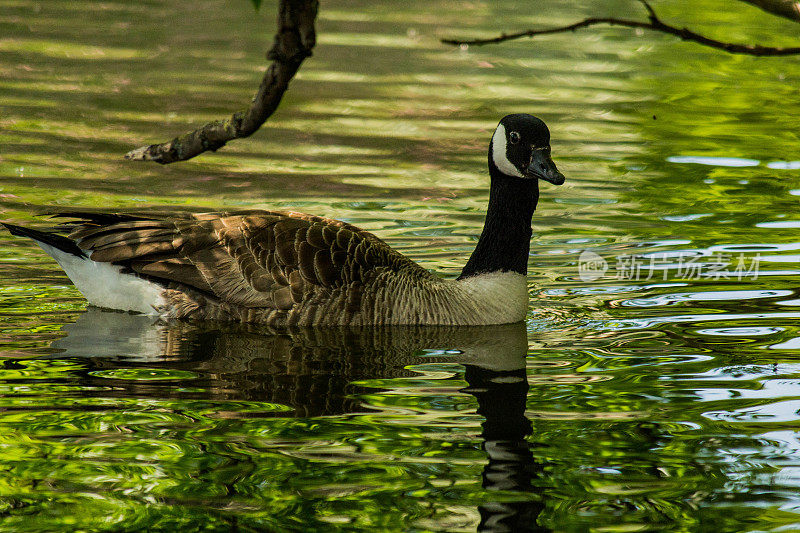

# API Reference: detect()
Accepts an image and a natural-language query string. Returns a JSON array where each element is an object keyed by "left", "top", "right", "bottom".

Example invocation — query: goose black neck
[{"left": 458, "top": 161, "right": 538, "bottom": 279}]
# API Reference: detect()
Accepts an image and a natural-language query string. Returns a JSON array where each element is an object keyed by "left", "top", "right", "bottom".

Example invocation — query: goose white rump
[{"left": 38, "top": 242, "right": 165, "bottom": 315}]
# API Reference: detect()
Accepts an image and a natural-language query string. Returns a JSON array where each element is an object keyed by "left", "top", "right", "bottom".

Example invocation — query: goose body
[{"left": 3, "top": 114, "right": 564, "bottom": 326}]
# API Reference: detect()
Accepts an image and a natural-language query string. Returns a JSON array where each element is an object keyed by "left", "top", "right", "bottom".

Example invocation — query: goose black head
[{"left": 490, "top": 114, "right": 565, "bottom": 185}]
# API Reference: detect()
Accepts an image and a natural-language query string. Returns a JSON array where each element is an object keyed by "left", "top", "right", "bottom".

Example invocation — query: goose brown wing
[{"left": 64, "top": 211, "right": 427, "bottom": 310}]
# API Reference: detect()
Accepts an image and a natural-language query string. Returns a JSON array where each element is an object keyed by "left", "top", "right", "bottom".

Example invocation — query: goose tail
[
  {"left": 2, "top": 222, "right": 165, "bottom": 315},
  {"left": 2, "top": 222, "right": 87, "bottom": 258}
]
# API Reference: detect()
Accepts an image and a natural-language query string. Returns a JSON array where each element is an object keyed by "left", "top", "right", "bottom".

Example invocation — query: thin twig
[
  {"left": 640, "top": 0, "right": 658, "bottom": 20},
  {"left": 125, "top": 0, "right": 319, "bottom": 164},
  {"left": 441, "top": 0, "right": 800, "bottom": 56}
]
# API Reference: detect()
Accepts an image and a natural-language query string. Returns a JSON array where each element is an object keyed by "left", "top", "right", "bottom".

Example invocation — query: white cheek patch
[{"left": 491, "top": 123, "right": 524, "bottom": 178}]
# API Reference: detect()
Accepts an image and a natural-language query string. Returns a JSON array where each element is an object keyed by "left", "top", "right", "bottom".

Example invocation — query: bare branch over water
[
  {"left": 442, "top": 0, "right": 800, "bottom": 56},
  {"left": 126, "top": 0, "right": 318, "bottom": 164}
]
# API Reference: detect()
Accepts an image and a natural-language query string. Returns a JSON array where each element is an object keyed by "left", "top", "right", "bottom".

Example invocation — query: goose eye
[{"left": 508, "top": 131, "right": 521, "bottom": 145}]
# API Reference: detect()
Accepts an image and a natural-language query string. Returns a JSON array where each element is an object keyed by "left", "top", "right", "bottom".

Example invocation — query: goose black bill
[{"left": 525, "top": 147, "right": 565, "bottom": 185}]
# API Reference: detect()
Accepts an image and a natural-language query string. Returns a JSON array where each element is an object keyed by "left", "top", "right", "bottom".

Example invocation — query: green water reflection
[{"left": 2, "top": 0, "right": 800, "bottom": 530}]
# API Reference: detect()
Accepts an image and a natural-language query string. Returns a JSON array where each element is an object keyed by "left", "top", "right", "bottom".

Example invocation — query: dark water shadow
[{"left": 50, "top": 308, "right": 551, "bottom": 532}]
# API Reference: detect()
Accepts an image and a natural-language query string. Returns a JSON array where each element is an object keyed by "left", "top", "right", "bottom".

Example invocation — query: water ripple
[
  {"left": 667, "top": 156, "right": 760, "bottom": 167},
  {"left": 618, "top": 290, "right": 793, "bottom": 308},
  {"left": 598, "top": 312, "right": 800, "bottom": 330}
]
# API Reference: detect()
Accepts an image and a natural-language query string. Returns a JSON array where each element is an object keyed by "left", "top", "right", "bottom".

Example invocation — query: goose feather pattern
[{"left": 15, "top": 211, "right": 526, "bottom": 325}]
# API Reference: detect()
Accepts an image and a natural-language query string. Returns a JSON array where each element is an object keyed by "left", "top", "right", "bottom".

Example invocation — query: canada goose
[{"left": 3, "top": 114, "right": 564, "bottom": 326}]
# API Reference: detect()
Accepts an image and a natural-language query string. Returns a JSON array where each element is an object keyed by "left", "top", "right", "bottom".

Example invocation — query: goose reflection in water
[{"left": 51, "top": 309, "right": 550, "bottom": 532}]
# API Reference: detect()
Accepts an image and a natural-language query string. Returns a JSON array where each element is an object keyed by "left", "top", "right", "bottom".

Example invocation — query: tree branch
[
  {"left": 441, "top": 0, "right": 800, "bottom": 56},
  {"left": 125, "top": 0, "right": 319, "bottom": 164}
]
